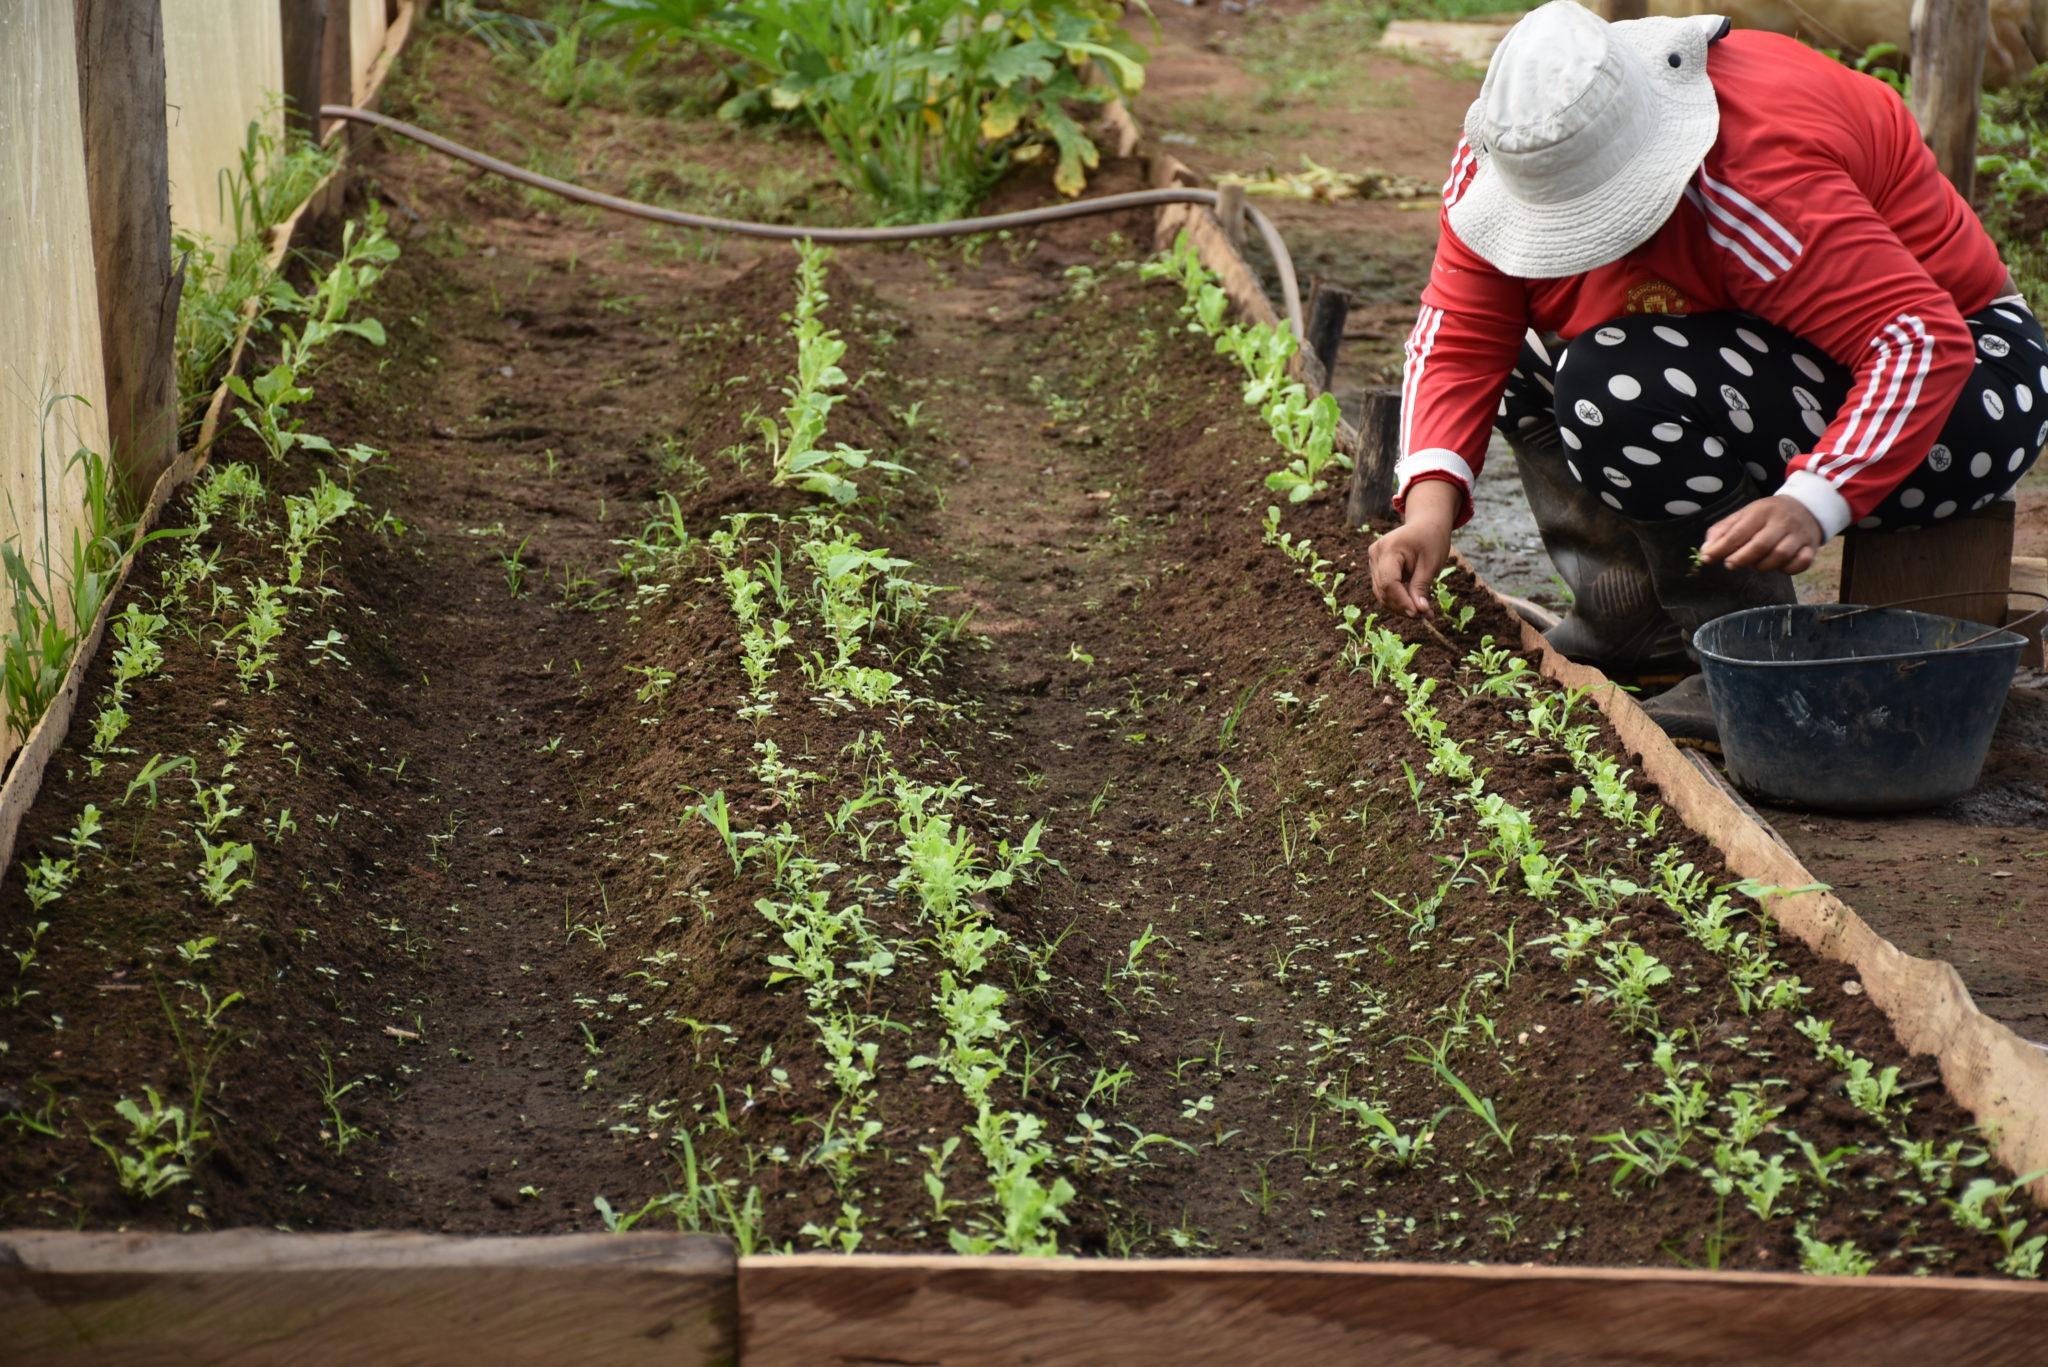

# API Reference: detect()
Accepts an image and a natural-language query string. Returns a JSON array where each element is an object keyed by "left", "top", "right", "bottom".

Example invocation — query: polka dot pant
[{"left": 1497, "top": 302, "right": 2048, "bottom": 527}]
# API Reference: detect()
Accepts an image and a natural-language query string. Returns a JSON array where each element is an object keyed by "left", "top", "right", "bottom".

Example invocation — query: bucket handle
[{"left": 1820, "top": 589, "right": 2047, "bottom": 646}]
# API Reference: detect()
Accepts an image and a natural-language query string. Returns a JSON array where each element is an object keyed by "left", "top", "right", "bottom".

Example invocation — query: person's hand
[
  {"left": 1699, "top": 495, "right": 1823, "bottom": 574},
  {"left": 1369, "top": 482, "right": 1459, "bottom": 616}
]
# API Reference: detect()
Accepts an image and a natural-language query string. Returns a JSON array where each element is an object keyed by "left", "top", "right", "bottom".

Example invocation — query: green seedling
[
  {"left": 1409, "top": 1037, "right": 1516, "bottom": 1154},
  {"left": 316, "top": 1049, "right": 369, "bottom": 1155},
  {"left": 1794, "top": 1226, "right": 1876, "bottom": 1277},
  {"left": 89, "top": 1087, "right": 205, "bottom": 1199},
  {"left": 502, "top": 534, "right": 533, "bottom": 598}
]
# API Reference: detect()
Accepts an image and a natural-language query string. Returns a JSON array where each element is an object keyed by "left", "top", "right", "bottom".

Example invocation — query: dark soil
[{"left": 0, "top": 8, "right": 2037, "bottom": 1277}]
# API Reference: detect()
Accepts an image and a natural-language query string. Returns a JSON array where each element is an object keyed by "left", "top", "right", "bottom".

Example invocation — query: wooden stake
[
  {"left": 1214, "top": 182, "right": 1245, "bottom": 253},
  {"left": 1840, "top": 496, "right": 2018, "bottom": 631},
  {"left": 319, "top": 0, "right": 353, "bottom": 139},
  {"left": 1344, "top": 387, "right": 1402, "bottom": 527},
  {"left": 1305, "top": 280, "right": 1351, "bottom": 388},
  {"left": 1911, "top": 0, "right": 1990, "bottom": 198},
  {"left": 72, "top": 0, "right": 181, "bottom": 509},
  {"left": 281, "top": 0, "right": 329, "bottom": 142}
]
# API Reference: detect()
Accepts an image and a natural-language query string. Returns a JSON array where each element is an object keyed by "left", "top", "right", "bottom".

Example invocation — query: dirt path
[{"left": 339, "top": 339, "right": 650, "bottom": 1229}]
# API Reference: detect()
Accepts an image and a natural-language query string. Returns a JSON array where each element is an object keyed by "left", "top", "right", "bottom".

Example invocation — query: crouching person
[{"left": 1368, "top": 0, "right": 2045, "bottom": 739}]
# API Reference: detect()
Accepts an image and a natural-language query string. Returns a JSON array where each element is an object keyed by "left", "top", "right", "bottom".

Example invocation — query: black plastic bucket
[{"left": 1693, "top": 604, "right": 2028, "bottom": 812}]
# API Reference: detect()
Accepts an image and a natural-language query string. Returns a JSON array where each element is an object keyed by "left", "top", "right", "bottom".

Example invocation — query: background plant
[{"left": 595, "top": 0, "right": 1150, "bottom": 218}]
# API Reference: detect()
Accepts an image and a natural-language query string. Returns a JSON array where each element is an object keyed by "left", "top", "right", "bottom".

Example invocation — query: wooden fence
[
  {"left": 0, "top": 0, "right": 402, "bottom": 774},
  {"left": 0, "top": 0, "right": 412, "bottom": 865}
]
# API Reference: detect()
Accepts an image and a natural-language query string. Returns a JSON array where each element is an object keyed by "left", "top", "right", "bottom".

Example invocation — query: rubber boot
[
  {"left": 1510, "top": 428, "right": 1689, "bottom": 680},
  {"left": 1633, "top": 489, "right": 1798, "bottom": 744}
]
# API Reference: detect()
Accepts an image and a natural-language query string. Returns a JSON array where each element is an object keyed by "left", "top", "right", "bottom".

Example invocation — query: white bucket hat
[{"left": 1447, "top": 1, "right": 1730, "bottom": 279}]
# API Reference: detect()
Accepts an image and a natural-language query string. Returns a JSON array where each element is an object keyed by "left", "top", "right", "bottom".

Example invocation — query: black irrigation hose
[{"left": 319, "top": 104, "right": 1305, "bottom": 336}]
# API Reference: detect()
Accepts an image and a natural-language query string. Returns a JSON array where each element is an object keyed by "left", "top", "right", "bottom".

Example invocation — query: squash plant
[{"left": 594, "top": 0, "right": 1150, "bottom": 216}]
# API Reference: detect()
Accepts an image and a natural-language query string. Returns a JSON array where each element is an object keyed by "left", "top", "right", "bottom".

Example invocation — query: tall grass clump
[
  {"left": 1977, "top": 67, "right": 2048, "bottom": 312},
  {"left": 2, "top": 398, "right": 150, "bottom": 745}
]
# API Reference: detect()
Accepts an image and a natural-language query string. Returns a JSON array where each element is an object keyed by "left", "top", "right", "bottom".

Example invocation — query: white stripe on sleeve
[
  {"left": 1824, "top": 333, "right": 1895, "bottom": 477},
  {"left": 1833, "top": 316, "right": 1933, "bottom": 487},
  {"left": 1693, "top": 185, "right": 1794, "bottom": 275},
  {"left": 1399, "top": 305, "right": 1445, "bottom": 460},
  {"left": 1816, "top": 313, "right": 1934, "bottom": 487},
  {"left": 1442, "top": 147, "right": 1475, "bottom": 206}
]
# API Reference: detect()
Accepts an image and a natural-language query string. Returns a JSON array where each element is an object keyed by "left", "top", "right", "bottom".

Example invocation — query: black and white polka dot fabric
[{"left": 1498, "top": 301, "right": 2048, "bottom": 528}]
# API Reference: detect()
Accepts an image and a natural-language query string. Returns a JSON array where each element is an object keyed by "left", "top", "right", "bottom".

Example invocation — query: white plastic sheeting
[
  {"left": 0, "top": 0, "right": 113, "bottom": 762},
  {"left": 163, "top": 0, "right": 285, "bottom": 245},
  {"left": 353, "top": 0, "right": 392, "bottom": 102}
]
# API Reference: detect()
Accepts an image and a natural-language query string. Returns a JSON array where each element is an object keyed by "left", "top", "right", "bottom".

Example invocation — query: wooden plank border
[
  {"left": 0, "top": 0, "right": 415, "bottom": 872},
  {"left": 2, "top": 47, "right": 2044, "bottom": 1367},
  {"left": 11, "top": 1238, "right": 2044, "bottom": 1366},
  {"left": 0, "top": 1230, "right": 737, "bottom": 1366},
  {"left": 1120, "top": 111, "right": 2048, "bottom": 1198},
  {"left": 1521, "top": 622, "right": 2048, "bottom": 1203},
  {"left": 736, "top": 1253, "right": 2048, "bottom": 1365}
]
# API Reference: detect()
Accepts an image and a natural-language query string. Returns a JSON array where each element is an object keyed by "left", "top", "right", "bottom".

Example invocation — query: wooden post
[
  {"left": 1602, "top": 0, "right": 1649, "bottom": 20},
  {"left": 1839, "top": 497, "right": 2036, "bottom": 665},
  {"left": 72, "top": 0, "right": 181, "bottom": 507},
  {"left": 1344, "top": 387, "right": 1401, "bottom": 528},
  {"left": 280, "top": 0, "right": 329, "bottom": 142},
  {"left": 1214, "top": 182, "right": 1245, "bottom": 254},
  {"left": 1910, "top": 0, "right": 1990, "bottom": 198},
  {"left": 319, "top": 0, "right": 353, "bottom": 139},
  {"left": 1305, "top": 281, "right": 1351, "bottom": 389}
]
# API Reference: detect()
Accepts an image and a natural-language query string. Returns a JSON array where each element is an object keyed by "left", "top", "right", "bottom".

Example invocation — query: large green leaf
[{"left": 985, "top": 39, "right": 1059, "bottom": 88}]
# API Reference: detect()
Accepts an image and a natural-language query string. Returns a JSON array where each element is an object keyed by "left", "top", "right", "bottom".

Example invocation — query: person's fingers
[
  {"left": 1699, "top": 507, "right": 1755, "bottom": 563},
  {"left": 1722, "top": 523, "right": 1780, "bottom": 570},
  {"left": 1714, "top": 525, "right": 1753, "bottom": 568},
  {"left": 1769, "top": 534, "right": 1813, "bottom": 574},
  {"left": 1407, "top": 557, "right": 1436, "bottom": 618},
  {"left": 1747, "top": 540, "right": 1788, "bottom": 573},
  {"left": 1369, "top": 540, "right": 1413, "bottom": 614},
  {"left": 1698, "top": 520, "right": 1732, "bottom": 563}
]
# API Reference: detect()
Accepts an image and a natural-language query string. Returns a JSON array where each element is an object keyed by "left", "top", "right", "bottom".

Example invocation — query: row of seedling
[
  {"left": 1147, "top": 230, "right": 2041, "bottom": 1277},
  {"left": 5, "top": 206, "right": 400, "bottom": 1205},
  {"left": 610, "top": 244, "right": 1081, "bottom": 1254}
]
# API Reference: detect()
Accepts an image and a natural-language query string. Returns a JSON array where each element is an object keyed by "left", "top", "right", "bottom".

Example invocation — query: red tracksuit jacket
[{"left": 1396, "top": 29, "right": 2010, "bottom": 539}]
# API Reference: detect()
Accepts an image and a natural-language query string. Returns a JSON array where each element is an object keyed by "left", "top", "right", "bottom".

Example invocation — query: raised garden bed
[{"left": 6, "top": 8, "right": 2048, "bottom": 1361}]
